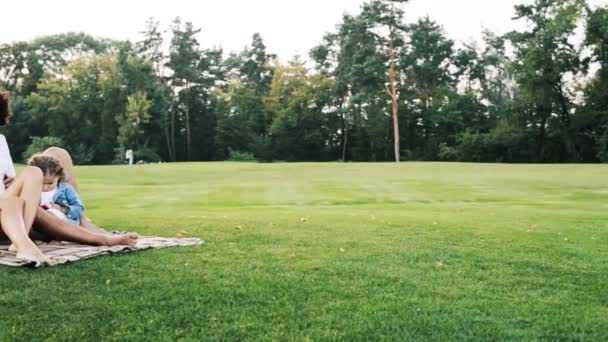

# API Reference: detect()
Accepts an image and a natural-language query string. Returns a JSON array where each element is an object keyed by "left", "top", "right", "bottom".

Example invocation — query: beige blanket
[{"left": 0, "top": 236, "right": 203, "bottom": 267}]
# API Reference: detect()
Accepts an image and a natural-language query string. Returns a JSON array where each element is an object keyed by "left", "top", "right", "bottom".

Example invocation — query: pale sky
[{"left": 1, "top": 0, "right": 606, "bottom": 62}]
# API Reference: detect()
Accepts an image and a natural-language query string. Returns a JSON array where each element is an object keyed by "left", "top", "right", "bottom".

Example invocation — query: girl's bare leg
[
  {"left": 33, "top": 207, "right": 137, "bottom": 246},
  {"left": 4, "top": 166, "right": 43, "bottom": 233},
  {"left": 80, "top": 215, "right": 112, "bottom": 235},
  {"left": 0, "top": 196, "right": 50, "bottom": 264}
]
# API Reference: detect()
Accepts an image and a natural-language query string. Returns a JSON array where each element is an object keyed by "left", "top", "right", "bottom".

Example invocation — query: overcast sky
[{"left": 1, "top": 0, "right": 606, "bottom": 62}]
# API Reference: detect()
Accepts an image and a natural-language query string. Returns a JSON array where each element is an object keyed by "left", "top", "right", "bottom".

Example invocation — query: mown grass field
[{"left": 1, "top": 162, "right": 607, "bottom": 340}]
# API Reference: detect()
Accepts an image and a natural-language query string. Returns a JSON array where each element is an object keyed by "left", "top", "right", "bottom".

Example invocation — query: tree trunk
[
  {"left": 164, "top": 110, "right": 174, "bottom": 162},
  {"left": 387, "top": 34, "right": 400, "bottom": 162},
  {"left": 340, "top": 96, "right": 348, "bottom": 161},
  {"left": 537, "top": 82, "right": 552, "bottom": 162},
  {"left": 557, "top": 84, "right": 577, "bottom": 161},
  {"left": 538, "top": 116, "right": 546, "bottom": 162},
  {"left": 185, "top": 81, "right": 191, "bottom": 161},
  {"left": 170, "top": 104, "right": 176, "bottom": 162},
  {"left": 342, "top": 113, "right": 348, "bottom": 161}
]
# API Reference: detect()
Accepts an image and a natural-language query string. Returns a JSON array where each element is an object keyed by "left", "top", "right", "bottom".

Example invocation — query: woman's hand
[
  {"left": 52, "top": 203, "right": 68, "bottom": 214},
  {"left": 3, "top": 175, "right": 14, "bottom": 188}
]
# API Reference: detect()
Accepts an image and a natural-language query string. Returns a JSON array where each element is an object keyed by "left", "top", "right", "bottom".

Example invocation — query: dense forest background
[{"left": 1, "top": 0, "right": 607, "bottom": 164}]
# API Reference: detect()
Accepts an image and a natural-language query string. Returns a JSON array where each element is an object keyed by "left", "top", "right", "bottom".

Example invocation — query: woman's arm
[{"left": 0, "top": 135, "right": 16, "bottom": 191}]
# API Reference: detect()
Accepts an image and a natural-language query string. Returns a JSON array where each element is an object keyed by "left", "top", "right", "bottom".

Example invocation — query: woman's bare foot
[
  {"left": 102, "top": 233, "right": 138, "bottom": 247},
  {"left": 15, "top": 243, "right": 51, "bottom": 265}
]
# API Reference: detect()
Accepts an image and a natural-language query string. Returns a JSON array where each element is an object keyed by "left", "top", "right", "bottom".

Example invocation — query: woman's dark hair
[
  {"left": 27, "top": 154, "right": 65, "bottom": 182},
  {"left": 0, "top": 91, "right": 11, "bottom": 127}
]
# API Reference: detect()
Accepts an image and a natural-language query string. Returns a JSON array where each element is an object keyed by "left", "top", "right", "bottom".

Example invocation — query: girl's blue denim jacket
[{"left": 53, "top": 182, "right": 84, "bottom": 225}]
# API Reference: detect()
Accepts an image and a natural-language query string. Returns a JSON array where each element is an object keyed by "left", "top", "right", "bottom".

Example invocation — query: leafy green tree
[
  {"left": 116, "top": 43, "right": 171, "bottom": 162},
  {"left": 26, "top": 54, "right": 121, "bottom": 163},
  {"left": 264, "top": 63, "right": 337, "bottom": 160},
  {"left": 0, "top": 33, "right": 112, "bottom": 94},
  {"left": 22, "top": 136, "right": 65, "bottom": 162},
  {"left": 311, "top": 12, "right": 391, "bottom": 161},
  {"left": 25, "top": 44, "right": 167, "bottom": 164},
  {"left": 117, "top": 91, "right": 152, "bottom": 151},
  {"left": 136, "top": 18, "right": 174, "bottom": 161},
  {"left": 507, "top": 0, "right": 586, "bottom": 161},
  {"left": 361, "top": 0, "right": 409, "bottom": 161},
  {"left": 214, "top": 84, "right": 260, "bottom": 159},
  {"left": 215, "top": 34, "right": 275, "bottom": 159},
  {"left": 137, "top": 18, "right": 165, "bottom": 74},
  {"left": 166, "top": 18, "right": 202, "bottom": 160},
  {"left": 398, "top": 17, "right": 457, "bottom": 159},
  {"left": 578, "top": 5, "right": 608, "bottom": 161}
]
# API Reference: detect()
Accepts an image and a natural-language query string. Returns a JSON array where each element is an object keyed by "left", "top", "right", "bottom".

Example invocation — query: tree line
[{"left": 1, "top": 0, "right": 607, "bottom": 164}]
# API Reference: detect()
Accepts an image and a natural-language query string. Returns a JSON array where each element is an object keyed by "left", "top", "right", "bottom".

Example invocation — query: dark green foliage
[
  {"left": 2, "top": 2, "right": 608, "bottom": 163},
  {"left": 21, "top": 136, "right": 65, "bottom": 162},
  {"left": 227, "top": 149, "right": 256, "bottom": 161}
]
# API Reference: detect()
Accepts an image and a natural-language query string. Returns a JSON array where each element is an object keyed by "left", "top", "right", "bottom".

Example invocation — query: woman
[
  {"left": 0, "top": 90, "right": 50, "bottom": 264},
  {"left": 0, "top": 91, "right": 136, "bottom": 264}
]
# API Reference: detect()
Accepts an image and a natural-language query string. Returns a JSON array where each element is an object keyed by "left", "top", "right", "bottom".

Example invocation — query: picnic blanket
[{"left": 0, "top": 236, "right": 203, "bottom": 267}]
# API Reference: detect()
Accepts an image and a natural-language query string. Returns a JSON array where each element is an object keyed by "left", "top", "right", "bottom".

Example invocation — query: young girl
[{"left": 28, "top": 154, "right": 84, "bottom": 225}]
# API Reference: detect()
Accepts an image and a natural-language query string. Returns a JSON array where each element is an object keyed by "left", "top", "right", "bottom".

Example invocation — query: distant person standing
[{"left": 125, "top": 149, "right": 134, "bottom": 165}]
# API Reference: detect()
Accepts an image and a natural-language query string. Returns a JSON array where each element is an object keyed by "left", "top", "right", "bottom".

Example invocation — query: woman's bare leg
[
  {"left": 4, "top": 166, "right": 43, "bottom": 233},
  {"left": 0, "top": 196, "right": 50, "bottom": 264},
  {"left": 33, "top": 207, "right": 137, "bottom": 246}
]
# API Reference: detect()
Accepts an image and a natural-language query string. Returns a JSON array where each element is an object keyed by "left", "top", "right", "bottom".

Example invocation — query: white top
[
  {"left": 41, "top": 188, "right": 58, "bottom": 206},
  {"left": 0, "top": 134, "right": 16, "bottom": 194}
]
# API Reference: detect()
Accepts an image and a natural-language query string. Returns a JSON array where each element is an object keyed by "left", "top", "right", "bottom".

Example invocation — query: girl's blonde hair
[{"left": 27, "top": 154, "right": 65, "bottom": 182}]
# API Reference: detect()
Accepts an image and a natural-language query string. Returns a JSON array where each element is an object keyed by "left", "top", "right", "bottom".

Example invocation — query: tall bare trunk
[
  {"left": 185, "top": 81, "right": 191, "bottom": 161},
  {"left": 386, "top": 34, "right": 400, "bottom": 162},
  {"left": 340, "top": 96, "right": 348, "bottom": 161},
  {"left": 170, "top": 104, "right": 175, "bottom": 161},
  {"left": 164, "top": 109, "right": 174, "bottom": 162},
  {"left": 537, "top": 82, "right": 552, "bottom": 162},
  {"left": 342, "top": 113, "right": 349, "bottom": 161},
  {"left": 557, "top": 84, "right": 577, "bottom": 161}
]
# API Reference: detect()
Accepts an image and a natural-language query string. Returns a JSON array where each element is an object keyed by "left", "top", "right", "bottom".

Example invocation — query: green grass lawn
[{"left": 1, "top": 162, "right": 607, "bottom": 340}]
